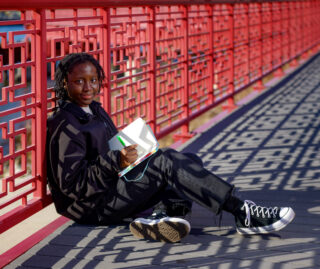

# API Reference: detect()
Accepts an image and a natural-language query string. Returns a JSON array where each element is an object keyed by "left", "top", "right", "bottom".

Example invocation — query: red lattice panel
[
  {"left": 0, "top": 11, "right": 38, "bottom": 217},
  {"left": 248, "top": 3, "right": 262, "bottom": 82},
  {"left": 249, "top": 40, "right": 262, "bottom": 82},
  {"left": 188, "top": 6, "right": 212, "bottom": 113},
  {"left": 281, "top": 2, "right": 290, "bottom": 63},
  {"left": 109, "top": 7, "right": 151, "bottom": 128},
  {"left": 45, "top": 8, "right": 107, "bottom": 112},
  {"left": 155, "top": 6, "right": 186, "bottom": 132},
  {"left": 233, "top": 4, "right": 249, "bottom": 90},
  {"left": 213, "top": 4, "right": 233, "bottom": 99}
]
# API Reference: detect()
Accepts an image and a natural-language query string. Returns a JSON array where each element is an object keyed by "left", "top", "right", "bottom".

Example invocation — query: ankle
[{"left": 222, "top": 195, "right": 244, "bottom": 214}]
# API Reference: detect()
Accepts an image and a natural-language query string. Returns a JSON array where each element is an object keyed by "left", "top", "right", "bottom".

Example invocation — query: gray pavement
[{"left": 5, "top": 53, "right": 320, "bottom": 268}]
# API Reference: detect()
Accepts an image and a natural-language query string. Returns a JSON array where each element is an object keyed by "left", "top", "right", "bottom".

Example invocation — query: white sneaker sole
[
  {"left": 237, "top": 207, "right": 295, "bottom": 235},
  {"left": 129, "top": 217, "right": 191, "bottom": 243}
]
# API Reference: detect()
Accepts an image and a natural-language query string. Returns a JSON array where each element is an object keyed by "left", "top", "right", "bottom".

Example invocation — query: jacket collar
[{"left": 58, "top": 100, "right": 102, "bottom": 123}]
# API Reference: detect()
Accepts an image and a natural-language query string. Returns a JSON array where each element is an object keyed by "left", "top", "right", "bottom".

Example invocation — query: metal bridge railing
[{"left": 0, "top": 0, "right": 319, "bottom": 233}]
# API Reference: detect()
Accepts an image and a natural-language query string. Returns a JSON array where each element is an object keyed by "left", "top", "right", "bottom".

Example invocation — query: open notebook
[{"left": 108, "top": 118, "right": 159, "bottom": 177}]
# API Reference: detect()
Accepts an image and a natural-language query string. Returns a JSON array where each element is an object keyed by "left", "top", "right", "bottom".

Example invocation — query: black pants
[
  {"left": 98, "top": 148, "right": 234, "bottom": 224},
  {"left": 147, "top": 152, "right": 204, "bottom": 217}
]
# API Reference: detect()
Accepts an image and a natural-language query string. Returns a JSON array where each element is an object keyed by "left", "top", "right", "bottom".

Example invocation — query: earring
[{"left": 63, "top": 79, "right": 67, "bottom": 90}]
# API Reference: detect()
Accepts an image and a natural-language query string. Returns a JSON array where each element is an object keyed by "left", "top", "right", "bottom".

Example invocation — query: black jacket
[{"left": 46, "top": 100, "right": 121, "bottom": 223}]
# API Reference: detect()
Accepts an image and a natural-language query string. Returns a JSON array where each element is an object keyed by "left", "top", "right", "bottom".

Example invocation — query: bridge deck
[{"left": 4, "top": 53, "right": 320, "bottom": 269}]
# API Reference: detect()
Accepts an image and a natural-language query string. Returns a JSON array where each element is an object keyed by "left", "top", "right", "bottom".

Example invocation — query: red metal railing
[{"left": 0, "top": 0, "right": 319, "bottom": 233}]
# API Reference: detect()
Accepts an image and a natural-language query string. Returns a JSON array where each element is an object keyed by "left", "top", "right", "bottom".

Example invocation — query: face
[{"left": 66, "top": 61, "right": 99, "bottom": 107}]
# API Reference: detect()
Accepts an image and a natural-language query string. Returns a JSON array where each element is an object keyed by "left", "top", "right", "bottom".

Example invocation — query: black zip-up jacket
[{"left": 46, "top": 100, "right": 121, "bottom": 224}]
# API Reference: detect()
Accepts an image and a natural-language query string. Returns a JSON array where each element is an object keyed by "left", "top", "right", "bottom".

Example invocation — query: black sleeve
[{"left": 48, "top": 119, "right": 120, "bottom": 201}]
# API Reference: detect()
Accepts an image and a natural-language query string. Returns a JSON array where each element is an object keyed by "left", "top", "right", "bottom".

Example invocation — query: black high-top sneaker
[
  {"left": 235, "top": 200, "right": 295, "bottom": 235},
  {"left": 129, "top": 211, "right": 191, "bottom": 243}
]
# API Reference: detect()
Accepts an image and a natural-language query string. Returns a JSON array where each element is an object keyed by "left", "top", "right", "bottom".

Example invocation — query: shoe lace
[{"left": 241, "top": 200, "right": 278, "bottom": 227}]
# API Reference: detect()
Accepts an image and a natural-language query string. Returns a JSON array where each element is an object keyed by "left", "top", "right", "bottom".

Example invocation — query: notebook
[{"left": 108, "top": 117, "right": 159, "bottom": 177}]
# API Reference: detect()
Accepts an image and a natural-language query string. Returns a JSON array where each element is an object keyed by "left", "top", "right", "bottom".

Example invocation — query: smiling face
[{"left": 66, "top": 61, "right": 100, "bottom": 107}]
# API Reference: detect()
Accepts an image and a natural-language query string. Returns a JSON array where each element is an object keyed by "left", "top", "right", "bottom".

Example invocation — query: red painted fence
[{"left": 0, "top": 0, "right": 319, "bottom": 233}]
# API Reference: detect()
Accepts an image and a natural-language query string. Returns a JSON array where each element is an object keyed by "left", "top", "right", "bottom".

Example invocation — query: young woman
[{"left": 46, "top": 53, "right": 295, "bottom": 243}]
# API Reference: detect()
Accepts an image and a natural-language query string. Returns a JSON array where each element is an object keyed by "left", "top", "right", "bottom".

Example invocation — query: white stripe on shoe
[{"left": 236, "top": 204, "right": 295, "bottom": 235}]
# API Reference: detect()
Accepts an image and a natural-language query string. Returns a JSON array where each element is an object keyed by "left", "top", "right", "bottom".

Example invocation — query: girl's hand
[{"left": 119, "top": 144, "right": 138, "bottom": 168}]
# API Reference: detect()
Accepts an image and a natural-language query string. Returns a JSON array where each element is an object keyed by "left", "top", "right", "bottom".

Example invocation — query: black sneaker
[
  {"left": 129, "top": 211, "right": 191, "bottom": 243},
  {"left": 235, "top": 200, "right": 295, "bottom": 235}
]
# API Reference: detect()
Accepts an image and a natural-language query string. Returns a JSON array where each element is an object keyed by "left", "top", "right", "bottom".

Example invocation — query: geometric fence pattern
[{"left": 0, "top": 1, "right": 320, "bottom": 232}]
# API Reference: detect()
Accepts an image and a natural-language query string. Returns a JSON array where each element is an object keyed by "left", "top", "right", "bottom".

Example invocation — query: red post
[
  {"left": 274, "top": 2, "right": 284, "bottom": 77},
  {"left": 174, "top": 5, "right": 193, "bottom": 143},
  {"left": 34, "top": 9, "right": 48, "bottom": 200},
  {"left": 222, "top": 4, "right": 237, "bottom": 112},
  {"left": 254, "top": 2, "right": 265, "bottom": 92},
  {"left": 101, "top": 7, "right": 112, "bottom": 114},
  {"left": 207, "top": 4, "right": 214, "bottom": 105},
  {"left": 301, "top": 1, "right": 310, "bottom": 60},
  {"left": 289, "top": 1, "right": 298, "bottom": 67},
  {"left": 181, "top": 5, "right": 190, "bottom": 135},
  {"left": 148, "top": 6, "right": 157, "bottom": 134}
]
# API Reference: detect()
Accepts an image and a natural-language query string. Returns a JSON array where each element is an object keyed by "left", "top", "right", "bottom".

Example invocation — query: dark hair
[{"left": 54, "top": 53, "right": 105, "bottom": 101}]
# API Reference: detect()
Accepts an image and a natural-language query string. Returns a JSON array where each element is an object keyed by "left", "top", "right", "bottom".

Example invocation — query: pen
[{"left": 117, "top": 135, "right": 126, "bottom": 147}]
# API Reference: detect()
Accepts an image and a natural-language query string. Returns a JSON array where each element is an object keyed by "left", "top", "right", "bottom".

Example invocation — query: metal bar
[
  {"left": 0, "top": 198, "right": 52, "bottom": 234},
  {"left": 34, "top": 9, "right": 48, "bottom": 199},
  {"left": 0, "top": 0, "right": 255, "bottom": 10},
  {"left": 101, "top": 7, "right": 112, "bottom": 113},
  {"left": 222, "top": 3, "right": 236, "bottom": 112},
  {"left": 207, "top": 4, "right": 214, "bottom": 105},
  {"left": 181, "top": 5, "right": 190, "bottom": 137},
  {"left": 148, "top": 6, "right": 157, "bottom": 133}
]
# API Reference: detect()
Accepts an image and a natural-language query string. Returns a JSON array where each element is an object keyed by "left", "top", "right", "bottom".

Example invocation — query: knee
[
  {"left": 158, "top": 147, "right": 177, "bottom": 158},
  {"left": 184, "top": 152, "right": 203, "bottom": 167}
]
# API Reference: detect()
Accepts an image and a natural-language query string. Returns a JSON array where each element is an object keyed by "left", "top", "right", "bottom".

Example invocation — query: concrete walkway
[{"left": 4, "top": 53, "right": 320, "bottom": 268}]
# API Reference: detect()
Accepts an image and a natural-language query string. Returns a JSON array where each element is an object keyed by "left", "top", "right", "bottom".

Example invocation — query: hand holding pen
[{"left": 118, "top": 136, "right": 138, "bottom": 168}]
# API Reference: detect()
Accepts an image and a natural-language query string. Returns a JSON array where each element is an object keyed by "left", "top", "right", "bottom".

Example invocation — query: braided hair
[{"left": 54, "top": 53, "right": 105, "bottom": 102}]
